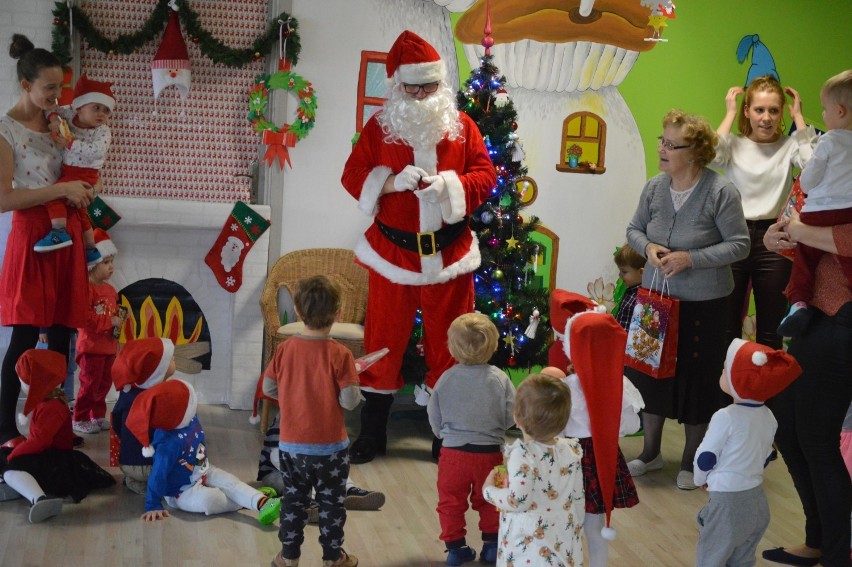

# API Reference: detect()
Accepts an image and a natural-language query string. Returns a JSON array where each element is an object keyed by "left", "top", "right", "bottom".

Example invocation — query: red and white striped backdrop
[{"left": 79, "top": 0, "right": 268, "bottom": 202}]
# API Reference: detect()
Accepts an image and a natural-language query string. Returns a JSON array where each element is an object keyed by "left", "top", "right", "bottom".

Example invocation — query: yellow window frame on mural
[{"left": 556, "top": 111, "right": 606, "bottom": 175}]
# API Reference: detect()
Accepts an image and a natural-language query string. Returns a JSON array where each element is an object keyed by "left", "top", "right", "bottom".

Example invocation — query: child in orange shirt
[{"left": 262, "top": 276, "right": 361, "bottom": 567}]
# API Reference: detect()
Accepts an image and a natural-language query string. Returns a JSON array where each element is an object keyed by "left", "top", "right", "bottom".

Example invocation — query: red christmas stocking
[{"left": 204, "top": 201, "right": 271, "bottom": 292}]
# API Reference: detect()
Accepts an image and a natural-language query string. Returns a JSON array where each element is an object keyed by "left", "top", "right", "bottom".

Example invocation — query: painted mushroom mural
[{"left": 435, "top": 0, "right": 671, "bottom": 293}]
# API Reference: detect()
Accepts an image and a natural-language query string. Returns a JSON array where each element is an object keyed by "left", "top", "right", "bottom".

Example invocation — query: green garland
[{"left": 51, "top": 0, "right": 301, "bottom": 68}]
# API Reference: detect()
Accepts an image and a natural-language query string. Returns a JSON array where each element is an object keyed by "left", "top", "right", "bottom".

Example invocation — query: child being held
[
  {"left": 693, "top": 338, "right": 802, "bottom": 566},
  {"left": 483, "top": 373, "right": 585, "bottom": 566},
  {"left": 127, "top": 378, "right": 281, "bottom": 524},
  {"left": 778, "top": 70, "right": 852, "bottom": 337},
  {"left": 0, "top": 350, "right": 114, "bottom": 522},
  {"left": 261, "top": 275, "right": 361, "bottom": 567},
  {"left": 546, "top": 292, "right": 645, "bottom": 567},
  {"left": 72, "top": 229, "right": 120, "bottom": 434},
  {"left": 111, "top": 337, "right": 175, "bottom": 494},
  {"left": 426, "top": 313, "right": 516, "bottom": 565},
  {"left": 36, "top": 75, "right": 115, "bottom": 265},
  {"left": 612, "top": 243, "right": 646, "bottom": 332}
]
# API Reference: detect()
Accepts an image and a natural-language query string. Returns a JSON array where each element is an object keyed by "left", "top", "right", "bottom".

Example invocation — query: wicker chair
[{"left": 257, "top": 248, "right": 368, "bottom": 430}]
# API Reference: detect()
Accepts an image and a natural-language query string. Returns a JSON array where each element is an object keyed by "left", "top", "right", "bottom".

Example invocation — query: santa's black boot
[{"left": 350, "top": 391, "right": 393, "bottom": 464}]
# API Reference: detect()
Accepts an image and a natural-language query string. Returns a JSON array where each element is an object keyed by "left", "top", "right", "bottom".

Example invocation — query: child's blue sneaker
[
  {"left": 85, "top": 247, "right": 102, "bottom": 269},
  {"left": 777, "top": 302, "right": 813, "bottom": 337},
  {"left": 446, "top": 545, "right": 476, "bottom": 566},
  {"left": 33, "top": 228, "right": 72, "bottom": 252},
  {"left": 479, "top": 542, "right": 497, "bottom": 564}
]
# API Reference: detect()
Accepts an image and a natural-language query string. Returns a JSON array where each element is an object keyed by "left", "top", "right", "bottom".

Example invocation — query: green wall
[
  {"left": 619, "top": 0, "right": 852, "bottom": 176},
  {"left": 453, "top": 2, "right": 852, "bottom": 178}
]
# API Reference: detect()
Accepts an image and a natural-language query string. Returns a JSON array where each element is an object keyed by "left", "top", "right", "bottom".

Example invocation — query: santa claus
[{"left": 341, "top": 30, "right": 496, "bottom": 464}]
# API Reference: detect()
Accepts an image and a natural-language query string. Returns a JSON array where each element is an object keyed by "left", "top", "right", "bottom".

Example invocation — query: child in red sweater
[
  {"left": 0, "top": 350, "right": 114, "bottom": 522},
  {"left": 73, "top": 229, "right": 121, "bottom": 434}
]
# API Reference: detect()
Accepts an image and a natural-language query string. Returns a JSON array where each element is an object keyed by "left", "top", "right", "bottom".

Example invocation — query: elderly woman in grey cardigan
[{"left": 625, "top": 110, "right": 749, "bottom": 491}]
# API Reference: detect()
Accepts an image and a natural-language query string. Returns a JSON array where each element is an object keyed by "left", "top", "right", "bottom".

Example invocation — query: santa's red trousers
[{"left": 360, "top": 270, "right": 474, "bottom": 391}]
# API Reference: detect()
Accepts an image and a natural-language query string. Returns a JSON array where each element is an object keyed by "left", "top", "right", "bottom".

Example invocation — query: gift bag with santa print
[
  {"left": 624, "top": 271, "right": 679, "bottom": 379},
  {"left": 204, "top": 201, "right": 270, "bottom": 292}
]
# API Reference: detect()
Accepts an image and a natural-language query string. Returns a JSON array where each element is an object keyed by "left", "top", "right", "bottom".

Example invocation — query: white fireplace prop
[{"left": 108, "top": 197, "right": 270, "bottom": 409}]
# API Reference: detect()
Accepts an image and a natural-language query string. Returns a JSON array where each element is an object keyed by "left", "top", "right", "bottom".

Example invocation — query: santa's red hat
[
  {"left": 724, "top": 339, "right": 802, "bottom": 403},
  {"left": 386, "top": 30, "right": 445, "bottom": 85},
  {"left": 562, "top": 309, "right": 627, "bottom": 540},
  {"left": 112, "top": 338, "right": 175, "bottom": 393},
  {"left": 93, "top": 228, "right": 117, "bottom": 260},
  {"left": 71, "top": 74, "right": 115, "bottom": 112},
  {"left": 126, "top": 379, "right": 197, "bottom": 457},
  {"left": 547, "top": 290, "right": 605, "bottom": 371},
  {"left": 16, "top": 349, "right": 67, "bottom": 427},
  {"left": 151, "top": 8, "right": 191, "bottom": 100}
]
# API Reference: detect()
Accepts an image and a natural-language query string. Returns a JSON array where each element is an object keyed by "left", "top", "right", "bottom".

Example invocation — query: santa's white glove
[
  {"left": 413, "top": 384, "right": 432, "bottom": 406},
  {"left": 393, "top": 165, "right": 428, "bottom": 191},
  {"left": 416, "top": 174, "right": 448, "bottom": 203}
]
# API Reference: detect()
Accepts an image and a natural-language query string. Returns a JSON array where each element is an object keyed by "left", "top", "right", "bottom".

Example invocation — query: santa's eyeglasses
[{"left": 402, "top": 82, "right": 440, "bottom": 95}]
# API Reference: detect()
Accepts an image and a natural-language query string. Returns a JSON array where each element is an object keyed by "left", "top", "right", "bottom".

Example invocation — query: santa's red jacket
[{"left": 342, "top": 112, "right": 496, "bottom": 285}]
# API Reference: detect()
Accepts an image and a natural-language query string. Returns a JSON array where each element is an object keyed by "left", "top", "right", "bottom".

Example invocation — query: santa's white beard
[{"left": 378, "top": 83, "right": 463, "bottom": 150}]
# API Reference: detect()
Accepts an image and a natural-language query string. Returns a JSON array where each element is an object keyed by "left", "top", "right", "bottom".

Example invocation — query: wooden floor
[{"left": 0, "top": 399, "right": 806, "bottom": 566}]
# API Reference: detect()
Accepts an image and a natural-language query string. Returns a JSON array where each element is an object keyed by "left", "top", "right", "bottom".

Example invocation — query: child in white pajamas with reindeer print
[{"left": 483, "top": 373, "right": 585, "bottom": 566}]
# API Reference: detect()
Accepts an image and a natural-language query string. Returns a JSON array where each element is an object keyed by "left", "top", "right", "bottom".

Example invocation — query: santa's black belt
[{"left": 375, "top": 217, "right": 468, "bottom": 257}]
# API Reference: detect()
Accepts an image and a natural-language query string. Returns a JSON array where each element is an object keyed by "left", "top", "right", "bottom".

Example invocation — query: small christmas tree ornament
[
  {"left": 151, "top": 1, "right": 191, "bottom": 110},
  {"left": 524, "top": 308, "right": 540, "bottom": 339},
  {"left": 494, "top": 87, "right": 510, "bottom": 108},
  {"left": 204, "top": 201, "right": 271, "bottom": 292}
]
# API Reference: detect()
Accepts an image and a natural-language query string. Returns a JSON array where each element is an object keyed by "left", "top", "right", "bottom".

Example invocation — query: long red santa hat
[{"left": 560, "top": 291, "right": 625, "bottom": 540}]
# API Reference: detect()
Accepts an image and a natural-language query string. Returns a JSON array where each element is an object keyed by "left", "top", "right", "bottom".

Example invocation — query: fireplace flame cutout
[
  {"left": 119, "top": 295, "right": 203, "bottom": 345},
  {"left": 118, "top": 279, "right": 212, "bottom": 374}
]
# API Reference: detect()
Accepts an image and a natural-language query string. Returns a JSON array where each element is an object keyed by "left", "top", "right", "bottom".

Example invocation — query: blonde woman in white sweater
[{"left": 714, "top": 74, "right": 816, "bottom": 350}]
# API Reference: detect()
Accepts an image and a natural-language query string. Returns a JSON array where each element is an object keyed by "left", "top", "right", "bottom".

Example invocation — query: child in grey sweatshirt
[{"left": 427, "top": 313, "right": 516, "bottom": 565}]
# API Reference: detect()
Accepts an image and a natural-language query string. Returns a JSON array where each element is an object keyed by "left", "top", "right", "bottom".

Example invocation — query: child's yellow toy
[{"left": 493, "top": 465, "right": 508, "bottom": 487}]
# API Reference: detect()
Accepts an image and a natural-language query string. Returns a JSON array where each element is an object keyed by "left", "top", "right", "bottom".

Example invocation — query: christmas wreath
[{"left": 248, "top": 69, "right": 317, "bottom": 169}]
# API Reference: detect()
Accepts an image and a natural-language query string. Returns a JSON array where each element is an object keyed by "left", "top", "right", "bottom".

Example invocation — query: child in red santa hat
[
  {"left": 545, "top": 290, "right": 644, "bottom": 567},
  {"left": 0, "top": 349, "right": 114, "bottom": 522},
  {"left": 71, "top": 228, "right": 120, "bottom": 435},
  {"left": 127, "top": 378, "right": 281, "bottom": 525},
  {"left": 110, "top": 337, "right": 175, "bottom": 494},
  {"left": 36, "top": 74, "right": 115, "bottom": 267},
  {"left": 694, "top": 339, "right": 802, "bottom": 567}
]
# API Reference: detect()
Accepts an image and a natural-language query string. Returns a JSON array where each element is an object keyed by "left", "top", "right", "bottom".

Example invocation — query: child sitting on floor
[
  {"left": 0, "top": 350, "right": 114, "bottom": 523},
  {"left": 126, "top": 379, "right": 281, "bottom": 524},
  {"left": 111, "top": 337, "right": 175, "bottom": 494}
]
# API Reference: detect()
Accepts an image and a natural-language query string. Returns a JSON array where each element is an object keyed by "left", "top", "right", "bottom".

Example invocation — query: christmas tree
[{"left": 457, "top": 54, "right": 551, "bottom": 369}]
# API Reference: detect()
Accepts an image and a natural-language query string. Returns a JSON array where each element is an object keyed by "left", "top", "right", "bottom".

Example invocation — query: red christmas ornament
[
  {"left": 508, "top": 356, "right": 516, "bottom": 366},
  {"left": 488, "top": 237, "right": 500, "bottom": 248},
  {"left": 511, "top": 121, "right": 518, "bottom": 131}
]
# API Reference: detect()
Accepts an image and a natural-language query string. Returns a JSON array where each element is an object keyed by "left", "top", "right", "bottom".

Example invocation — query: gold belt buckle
[{"left": 417, "top": 231, "right": 437, "bottom": 256}]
